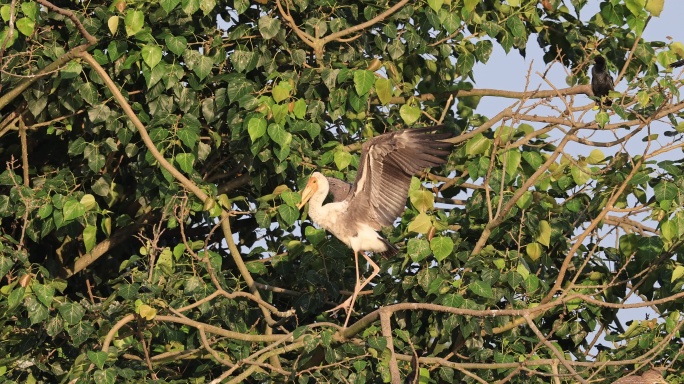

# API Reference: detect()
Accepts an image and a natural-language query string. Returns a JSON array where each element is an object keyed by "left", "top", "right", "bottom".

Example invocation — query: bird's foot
[{"left": 325, "top": 296, "right": 354, "bottom": 315}]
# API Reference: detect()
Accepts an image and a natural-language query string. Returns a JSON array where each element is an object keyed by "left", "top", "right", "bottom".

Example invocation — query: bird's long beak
[{"left": 297, "top": 181, "right": 317, "bottom": 209}]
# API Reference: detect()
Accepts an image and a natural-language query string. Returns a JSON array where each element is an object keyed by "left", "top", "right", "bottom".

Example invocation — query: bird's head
[
  {"left": 297, "top": 172, "right": 328, "bottom": 209},
  {"left": 594, "top": 55, "right": 607, "bottom": 70}
]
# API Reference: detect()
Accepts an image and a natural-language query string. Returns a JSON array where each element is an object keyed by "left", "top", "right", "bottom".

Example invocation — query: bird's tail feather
[{"left": 379, "top": 238, "right": 399, "bottom": 259}]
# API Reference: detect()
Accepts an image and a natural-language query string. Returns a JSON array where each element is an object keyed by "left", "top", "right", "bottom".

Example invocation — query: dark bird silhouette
[
  {"left": 670, "top": 59, "right": 684, "bottom": 68},
  {"left": 297, "top": 126, "right": 453, "bottom": 327},
  {"left": 592, "top": 56, "right": 614, "bottom": 107}
]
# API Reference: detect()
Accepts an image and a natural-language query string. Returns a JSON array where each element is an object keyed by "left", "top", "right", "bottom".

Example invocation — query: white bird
[{"left": 297, "top": 126, "right": 453, "bottom": 327}]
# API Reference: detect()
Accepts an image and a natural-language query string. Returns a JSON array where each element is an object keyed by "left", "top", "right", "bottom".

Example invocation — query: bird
[
  {"left": 591, "top": 56, "right": 614, "bottom": 107},
  {"left": 670, "top": 59, "right": 684, "bottom": 68},
  {"left": 297, "top": 126, "right": 453, "bottom": 327},
  {"left": 611, "top": 369, "right": 667, "bottom": 384}
]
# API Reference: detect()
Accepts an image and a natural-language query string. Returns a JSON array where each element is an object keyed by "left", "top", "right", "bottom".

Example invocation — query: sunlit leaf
[
  {"left": 399, "top": 105, "right": 421, "bottom": 125},
  {"left": 408, "top": 212, "right": 433, "bottom": 234},
  {"left": 354, "top": 70, "right": 375, "bottom": 96},
  {"left": 430, "top": 236, "right": 454, "bottom": 262},
  {"left": 124, "top": 10, "right": 144, "bottom": 36}
]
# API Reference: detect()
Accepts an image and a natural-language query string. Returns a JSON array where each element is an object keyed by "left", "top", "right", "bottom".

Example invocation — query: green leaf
[
  {"left": 272, "top": 82, "right": 291, "bottom": 103},
  {"left": 407, "top": 238, "right": 431, "bottom": 262},
  {"left": 165, "top": 35, "right": 187, "bottom": 56},
  {"left": 177, "top": 126, "right": 199, "bottom": 149},
  {"left": 175, "top": 153, "right": 196, "bottom": 174},
  {"left": 193, "top": 56, "right": 213, "bottom": 80},
  {"left": 586, "top": 149, "right": 605, "bottom": 164},
  {"left": 16, "top": 17, "right": 35, "bottom": 36},
  {"left": 60, "top": 60, "right": 82, "bottom": 80},
  {"left": 79, "top": 82, "right": 99, "bottom": 106},
  {"left": 465, "top": 133, "right": 491, "bottom": 156},
  {"left": 469, "top": 280, "right": 494, "bottom": 299},
  {"left": 267, "top": 124, "right": 292, "bottom": 147},
  {"left": 570, "top": 164, "right": 591, "bottom": 185},
  {"left": 387, "top": 39, "right": 405, "bottom": 60},
  {"left": 334, "top": 150, "right": 352, "bottom": 170},
  {"left": 500, "top": 150, "right": 521, "bottom": 176},
  {"left": 409, "top": 190, "right": 434, "bottom": 212},
  {"left": 68, "top": 322, "right": 95, "bottom": 346},
  {"left": 0, "top": 5, "right": 9, "bottom": 22},
  {"left": 80, "top": 194, "right": 97, "bottom": 211},
  {"left": 505, "top": 16, "right": 525, "bottom": 39},
  {"left": 375, "top": 78, "right": 392, "bottom": 105},
  {"left": 430, "top": 236, "right": 454, "bottom": 262},
  {"left": 83, "top": 225, "right": 97, "bottom": 253},
  {"left": 31, "top": 280, "right": 55, "bottom": 308},
  {"left": 646, "top": 0, "right": 664, "bottom": 16},
  {"left": 637, "top": 90, "right": 650, "bottom": 106},
  {"left": 63, "top": 200, "right": 86, "bottom": 221},
  {"left": 367, "top": 336, "right": 387, "bottom": 351},
  {"left": 399, "top": 105, "right": 421, "bottom": 125},
  {"left": 427, "top": 0, "right": 443, "bottom": 12},
  {"left": 161, "top": 0, "right": 181, "bottom": 13},
  {"left": 26, "top": 296, "right": 48, "bottom": 325},
  {"left": 248, "top": 117, "right": 267, "bottom": 142},
  {"left": 59, "top": 302, "right": 86, "bottom": 325},
  {"left": 87, "top": 351, "right": 108, "bottom": 370},
  {"left": 38, "top": 203, "right": 53, "bottom": 219},
  {"left": 408, "top": 212, "right": 432, "bottom": 234},
  {"left": 0, "top": 256, "right": 13, "bottom": 277},
  {"left": 68, "top": 137, "right": 87, "bottom": 156},
  {"left": 182, "top": 0, "right": 200, "bottom": 15},
  {"left": 536, "top": 220, "right": 551, "bottom": 247},
  {"left": 293, "top": 99, "right": 307, "bottom": 119},
  {"left": 271, "top": 104, "right": 288, "bottom": 124},
  {"left": 595, "top": 111, "right": 609, "bottom": 127},
  {"left": 526, "top": 242, "right": 542, "bottom": 261},
  {"left": 281, "top": 191, "right": 301, "bottom": 207},
  {"left": 354, "top": 70, "right": 375, "bottom": 96},
  {"left": 200, "top": 0, "right": 216, "bottom": 14},
  {"left": 156, "top": 248, "right": 174, "bottom": 275},
  {"left": 141, "top": 45, "right": 162, "bottom": 68},
  {"left": 654, "top": 181, "right": 678, "bottom": 202},
  {"left": 305, "top": 226, "right": 326, "bottom": 245},
  {"left": 258, "top": 15, "right": 281, "bottom": 39},
  {"left": 21, "top": 2, "right": 38, "bottom": 20},
  {"left": 7, "top": 286, "right": 25, "bottom": 311},
  {"left": 516, "top": 191, "right": 532, "bottom": 209},
  {"left": 625, "top": 0, "right": 646, "bottom": 16},
  {"left": 661, "top": 220, "right": 678, "bottom": 241},
  {"left": 278, "top": 204, "right": 298, "bottom": 227},
  {"left": 124, "top": 10, "right": 144, "bottom": 36},
  {"left": 671, "top": 266, "right": 684, "bottom": 283},
  {"left": 456, "top": 52, "right": 475, "bottom": 76},
  {"left": 107, "top": 16, "right": 119, "bottom": 35}
]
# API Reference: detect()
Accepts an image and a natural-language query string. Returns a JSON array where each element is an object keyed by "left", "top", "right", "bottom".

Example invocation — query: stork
[{"left": 297, "top": 127, "right": 453, "bottom": 327}]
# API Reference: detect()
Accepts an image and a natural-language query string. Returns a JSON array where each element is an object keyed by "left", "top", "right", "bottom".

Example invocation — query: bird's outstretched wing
[{"left": 346, "top": 127, "right": 453, "bottom": 229}]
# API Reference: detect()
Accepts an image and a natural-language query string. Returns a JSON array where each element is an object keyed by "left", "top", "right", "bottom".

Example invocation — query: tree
[{"left": 0, "top": 0, "right": 682, "bottom": 382}]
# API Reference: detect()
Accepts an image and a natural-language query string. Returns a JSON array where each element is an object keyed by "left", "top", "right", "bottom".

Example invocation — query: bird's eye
[{"left": 312, "top": 179, "right": 317, "bottom": 183}]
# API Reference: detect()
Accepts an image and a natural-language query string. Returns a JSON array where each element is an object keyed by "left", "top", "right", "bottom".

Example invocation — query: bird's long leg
[
  {"left": 326, "top": 251, "right": 382, "bottom": 328},
  {"left": 326, "top": 250, "right": 361, "bottom": 318},
  {"left": 341, "top": 252, "right": 381, "bottom": 328}
]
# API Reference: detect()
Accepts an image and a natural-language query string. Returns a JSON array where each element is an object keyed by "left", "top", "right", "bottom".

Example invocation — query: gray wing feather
[
  {"left": 326, "top": 177, "right": 352, "bottom": 202},
  {"left": 346, "top": 127, "right": 453, "bottom": 229}
]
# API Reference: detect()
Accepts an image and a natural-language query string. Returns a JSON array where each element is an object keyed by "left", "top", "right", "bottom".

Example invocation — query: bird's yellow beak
[{"left": 297, "top": 179, "right": 317, "bottom": 209}]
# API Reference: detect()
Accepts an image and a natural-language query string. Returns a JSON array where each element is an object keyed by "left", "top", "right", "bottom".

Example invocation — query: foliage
[{"left": 0, "top": 0, "right": 682, "bottom": 382}]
